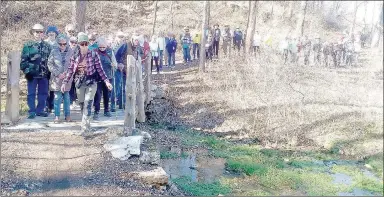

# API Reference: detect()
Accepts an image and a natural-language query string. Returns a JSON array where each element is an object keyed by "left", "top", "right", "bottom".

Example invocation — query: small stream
[{"left": 161, "top": 150, "right": 382, "bottom": 196}]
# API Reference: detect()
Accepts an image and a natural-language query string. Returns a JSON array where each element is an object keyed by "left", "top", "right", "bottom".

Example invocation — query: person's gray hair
[{"left": 96, "top": 37, "right": 108, "bottom": 46}]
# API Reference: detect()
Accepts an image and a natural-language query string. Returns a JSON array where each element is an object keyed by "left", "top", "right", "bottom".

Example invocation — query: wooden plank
[{"left": 5, "top": 51, "right": 20, "bottom": 123}]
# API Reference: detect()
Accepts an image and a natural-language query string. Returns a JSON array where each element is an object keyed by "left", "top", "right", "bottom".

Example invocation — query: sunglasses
[
  {"left": 35, "top": 31, "right": 43, "bottom": 34},
  {"left": 70, "top": 41, "right": 77, "bottom": 44},
  {"left": 68, "top": 30, "right": 75, "bottom": 33},
  {"left": 59, "top": 43, "right": 67, "bottom": 46},
  {"left": 89, "top": 39, "right": 95, "bottom": 42},
  {"left": 98, "top": 47, "right": 106, "bottom": 49},
  {"left": 79, "top": 42, "right": 88, "bottom": 46}
]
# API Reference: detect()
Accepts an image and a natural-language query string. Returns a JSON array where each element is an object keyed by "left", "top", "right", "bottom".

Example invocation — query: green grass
[
  {"left": 160, "top": 151, "right": 179, "bottom": 159},
  {"left": 172, "top": 176, "right": 231, "bottom": 196},
  {"left": 365, "top": 153, "right": 384, "bottom": 180},
  {"left": 226, "top": 158, "right": 268, "bottom": 176},
  {"left": 331, "top": 165, "right": 384, "bottom": 195}
]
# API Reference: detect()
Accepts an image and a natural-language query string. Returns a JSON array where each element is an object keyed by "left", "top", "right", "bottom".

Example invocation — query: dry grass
[{"left": 167, "top": 46, "right": 383, "bottom": 158}]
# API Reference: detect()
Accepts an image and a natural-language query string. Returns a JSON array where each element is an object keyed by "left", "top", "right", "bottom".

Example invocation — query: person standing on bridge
[
  {"left": 92, "top": 37, "right": 117, "bottom": 120},
  {"left": 20, "top": 24, "right": 52, "bottom": 119},
  {"left": 47, "top": 34, "right": 74, "bottom": 123},
  {"left": 61, "top": 32, "right": 113, "bottom": 136}
]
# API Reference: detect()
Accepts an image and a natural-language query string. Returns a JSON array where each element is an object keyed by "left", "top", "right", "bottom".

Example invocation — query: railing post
[
  {"left": 136, "top": 56, "right": 145, "bottom": 123},
  {"left": 5, "top": 51, "right": 20, "bottom": 123},
  {"left": 124, "top": 55, "right": 136, "bottom": 135}
]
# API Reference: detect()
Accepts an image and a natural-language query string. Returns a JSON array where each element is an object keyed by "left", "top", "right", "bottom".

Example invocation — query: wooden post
[
  {"left": 145, "top": 53, "right": 152, "bottom": 105},
  {"left": 124, "top": 55, "right": 136, "bottom": 135},
  {"left": 136, "top": 57, "right": 145, "bottom": 123},
  {"left": 5, "top": 51, "right": 20, "bottom": 123}
]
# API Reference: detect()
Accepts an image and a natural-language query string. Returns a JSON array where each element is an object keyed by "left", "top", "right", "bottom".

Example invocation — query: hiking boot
[
  {"left": 37, "top": 112, "right": 48, "bottom": 117},
  {"left": 111, "top": 109, "right": 116, "bottom": 112},
  {"left": 104, "top": 112, "right": 112, "bottom": 117},
  {"left": 28, "top": 113, "right": 36, "bottom": 119},
  {"left": 93, "top": 113, "right": 99, "bottom": 120}
]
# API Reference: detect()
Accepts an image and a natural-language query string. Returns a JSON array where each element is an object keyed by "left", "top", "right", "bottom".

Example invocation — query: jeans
[
  {"left": 213, "top": 40, "right": 219, "bottom": 56},
  {"left": 69, "top": 81, "right": 77, "bottom": 104},
  {"left": 151, "top": 56, "right": 159, "bottom": 73},
  {"left": 168, "top": 52, "right": 175, "bottom": 67},
  {"left": 193, "top": 43, "right": 200, "bottom": 59},
  {"left": 94, "top": 81, "right": 111, "bottom": 113},
  {"left": 183, "top": 47, "right": 191, "bottom": 62},
  {"left": 111, "top": 70, "right": 126, "bottom": 110},
  {"left": 27, "top": 78, "right": 49, "bottom": 115},
  {"left": 159, "top": 50, "right": 164, "bottom": 68},
  {"left": 54, "top": 91, "right": 70, "bottom": 117},
  {"left": 77, "top": 83, "right": 97, "bottom": 132},
  {"left": 46, "top": 91, "right": 54, "bottom": 111}
]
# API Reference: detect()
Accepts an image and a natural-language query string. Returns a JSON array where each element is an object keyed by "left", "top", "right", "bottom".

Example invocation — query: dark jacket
[
  {"left": 95, "top": 48, "right": 114, "bottom": 79},
  {"left": 20, "top": 40, "right": 52, "bottom": 80},
  {"left": 166, "top": 38, "right": 177, "bottom": 53}
]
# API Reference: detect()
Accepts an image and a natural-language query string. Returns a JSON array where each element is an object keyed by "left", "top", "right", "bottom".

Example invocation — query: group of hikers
[
  {"left": 20, "top": 22, "right": 249, "bottom": 136},
  {"left": 278, "top": 30, "right": 363, "bottom": 67},
  {"left": 21, "top": 21, "right": 361, "bottom": 136}
]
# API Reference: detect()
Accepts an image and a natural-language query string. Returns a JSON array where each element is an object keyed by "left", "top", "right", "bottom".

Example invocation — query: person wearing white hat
[{"left": 21, "top": 24, "right": 52, "bottom": 119}]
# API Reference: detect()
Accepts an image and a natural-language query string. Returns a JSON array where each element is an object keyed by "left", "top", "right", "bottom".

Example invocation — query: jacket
[
  {"left": 47, "top": 46, "right": 74, "bottom": 91},
  {"left": 63, "top": 49, "right": 109, "bottom": 85},
  {"left": 156, "top": 37, "right": 165, "bottom": 51},
  {"left": 149, "top": 42, "right": 160, "bottom": 57},
  {"left": 20, "top": 40, "right": 52, "bottom": 80},
  {"left": 95, "top": 47, "right": 116, "bottom": 79},
  {"left": 166, "top": 38, "right": 177, "bottom": 53},
  {"left": 193, "top": 34, "right": 201, "bottom": 44}
]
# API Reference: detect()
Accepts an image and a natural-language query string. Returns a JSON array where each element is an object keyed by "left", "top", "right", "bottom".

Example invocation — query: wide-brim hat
[{"left": 29, "top": 23, "right": 44, "bottom": 35}]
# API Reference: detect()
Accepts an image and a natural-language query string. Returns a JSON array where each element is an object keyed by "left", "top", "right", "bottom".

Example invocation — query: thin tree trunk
[
  {"left": 296, "top": 0, "right": 307, "bottom": 37},
  {"left": 246, "top": 1, "right": 257, "bottom": 54},
  {"left": 363, "top": 2, "right": 367, "bottom": 27},
  {"left": 170, "top": 1, "right": 174, "bottom": 31},
  {"left": 351, "top": 2, "right": 358, "bottom": 43},
  {"left": 199, "top": 1, "right": 209, "bottom": 73},
  {"left": 207, "top": 1, "right": 210, "bottom": 27},
  {"left": 72, "top": 0, "right": 87, "bottom": 32},
  {"left": 152, "top": 0, "right": 158, "bottom": 36},
  {"left": 289, "top": 1, "right": 294, "bottom": 19},
  {"left": 371, "top": 2, "right": 383, "bottom": 48},
  {"left": 244, "top": 1, "right": 253, "bottom": 55}
]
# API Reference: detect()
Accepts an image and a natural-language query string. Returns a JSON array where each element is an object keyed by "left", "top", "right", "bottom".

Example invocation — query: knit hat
[
  {"left": 56, "top": 33, "right": 68, "bottom": 42},
  {"left": 69, "top": 36, "right": 77, "bottom": 42},
  {"left": 46, "top": 26, "right": 59, "bottom": 36},
  {"left": 96, "top": 37, "right": 108, "bottom": 46},
  {"left": 77, "top": 32, "right": 89, "bottom": 43}
]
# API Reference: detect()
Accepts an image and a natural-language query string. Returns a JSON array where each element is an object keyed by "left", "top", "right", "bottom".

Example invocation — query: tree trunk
[
  {"left": 371, "top": 2, "right": 383, "bottom": 48},
  {"left": 152, "top": 0, "right": 158, "bottom": 36},
  {"left": 124, "top": 55, "right": 136, "bottom": 135},
  {"left": 296, "top": 0, "right": 307, "bottom": 37},
  {"left": 199, "top": 1, "right": 209, "bottom": 73},
  {"left": 244, "top": 1, "right": 253, "bottom": 55},
  {"left": 363, "top": 2, "right": 368, "bottom": 27},
  {"left": 72, "top": 0, "right": 87, "bottom": 32},
  {"left": 288, "top": 1, "right": 294, "bottom": 19},
  {"left": 170, "top": 1, "right": 174, "bottom": 31},
  {"left": 246, "top": 1, "right": 257, "bottom": 54},
  {"left": 207, "top": 1, "right": 210, "bottom": 27},
  {"left": 351, "top": 1, "right": 358, "bottom": 43}
]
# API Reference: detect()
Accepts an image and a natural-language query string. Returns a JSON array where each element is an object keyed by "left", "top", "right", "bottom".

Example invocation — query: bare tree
[
  {"left": 199, "top": 1, "right": 209, "bottom": 73},
  {"left": 245, "top": 1, "right": 258, "bottom": 54},
  {"left": 371, "top": 2, "right": 383, "bottom": 48},
  {"left": 72, "top": 0, "right": 87, "bottom": 32},
  {"left": 288, "top": 1, "right": 294, "bottom": 19},
  {"left": 152, "top": 0, "right": 158, "bottom": 36},
  {"left": 244, "top": 1, "right": 253, "bottom": 55},
  {"left": 351, "top": 2, "right": 364, "bottom": 43},
  {"left": 170, "top": 1, "right": 174, "bottom": 31},
  {"left": 296, "top": 0, "right": 307, "bottom": 37}
]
